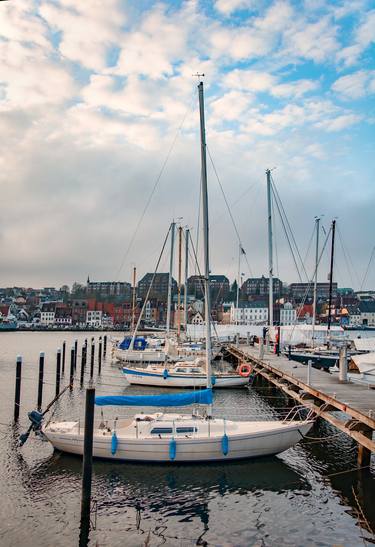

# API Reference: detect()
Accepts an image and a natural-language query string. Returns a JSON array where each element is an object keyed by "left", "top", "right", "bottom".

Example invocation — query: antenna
[{"left": 192, "top": 73, "right": 205, "bottom": 80}]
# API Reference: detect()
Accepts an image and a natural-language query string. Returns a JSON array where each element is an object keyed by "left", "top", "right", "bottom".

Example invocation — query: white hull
[
  {"left": 123, "top": 367, "right": 249, "bottom": 388},
  {"left": 43, "top": 416, "right": 312, "bottom": 463}
]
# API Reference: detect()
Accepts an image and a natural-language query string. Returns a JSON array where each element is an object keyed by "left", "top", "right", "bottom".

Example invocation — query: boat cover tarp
[
  {"left": 95, "top": 388, "right": 213, "bottom": 407},
  {"left": 353, "top": 337, "right": 375, "bottom": 351},
  {"left": 119, "top": 336, "right": 147, "bottom": 351}
]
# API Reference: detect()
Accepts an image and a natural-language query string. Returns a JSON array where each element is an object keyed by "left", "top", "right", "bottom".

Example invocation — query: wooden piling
[
  {"left": 90, "top": 340, "right": 95, "bottom": 378},
  {"left": 14, "top": 355, "right": 22, "bottom": 422},
  {"left": 74, "top": 339, "right": 78, "bottom": 370},
  {"left": 103, "top": 334, "right": 107, "bottom": 356},
  {"left": 55, "top": 348, "right": 62, "bottom": 397},
  {"left": 37, "top": 352, "right": 45, "bottom": 410},
  {"left": 69, "top": 346, "right": 75, "bottom": 389},
  {"left": 80, "top": 387, "right": 95, "bottom": 546},
  {"left": 98, "top": 337, "right": 102, "bottom": 374},
  {"left": 80, "top": 344, "right": 85, "bottom": 386},
  {"left": 62, "top": 340, "right": 66, "bottom": 374}
]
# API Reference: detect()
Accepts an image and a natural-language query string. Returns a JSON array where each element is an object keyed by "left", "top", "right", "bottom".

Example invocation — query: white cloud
[
  {"left": 39, "top": 0, "right": 126, "bottom": 71},
  {"left": 214, "top": 0, "right": 256, "bottom": 15},
  {"left": 332, "top": 70, "right": 375, "bottom": 99},
  {"left": 272, "top": 79, "right": 320, "bottom": 98},
  {"left": 315, "top": 113, "right": 362, "bottom": 131},
  {"left": 224, "top": 69, "right": 276, "bottom": 92},
  {"left": 282, "top": 16, "right": 339, "bottom": 62}
]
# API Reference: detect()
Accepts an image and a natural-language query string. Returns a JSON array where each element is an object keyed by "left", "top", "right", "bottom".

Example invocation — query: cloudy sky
[{"left": 0, "top": 0, "right": 374, "bottom": 290}]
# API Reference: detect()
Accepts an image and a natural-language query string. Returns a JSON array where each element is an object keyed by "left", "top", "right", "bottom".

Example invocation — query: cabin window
[
  {"left": 150, "top": 427, "right": 173, "bottom": 434},
  {"left": 176, "top": 427, "right": 197, "bottom": 434}
]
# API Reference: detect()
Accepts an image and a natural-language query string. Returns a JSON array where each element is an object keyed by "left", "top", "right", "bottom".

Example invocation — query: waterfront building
[
  {"left": 138, "top": 273, "right": 177, "bottom": 301},
  {"left": 40, "top": 303, "right": 56, "bottom": 326},
  {"left": 86, "top": 310, "right": 102, "bottom": 327},
  {"left": 358, "top": 301, "right": 375, "bottom": 326},
  {"left": 279, "top": 303, "right": 297, "bottom": 325},
  {"left": 289, "top": 282, "right": 337, "bottom": 300},
  {"left": 230, "top": 302, "right": 268, "bottom": 325},
  {"left": 86, "top": 278, "right": 131, "bottom": 299},
  {"left": 187, "top": 275, "right": 230, "bottom": 301},
  {"left": 241, "top": 276, "right": 283, "bottom": 299}
]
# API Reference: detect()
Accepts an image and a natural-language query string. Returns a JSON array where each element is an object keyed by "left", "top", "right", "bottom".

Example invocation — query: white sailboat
[{"left": 42, "top": 80, "right": 313, "bottom": 462}]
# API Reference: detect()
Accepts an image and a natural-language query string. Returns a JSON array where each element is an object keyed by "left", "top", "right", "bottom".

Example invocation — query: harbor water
[{"left": 0, "top": 331, "right": 374, "bottom": 546}]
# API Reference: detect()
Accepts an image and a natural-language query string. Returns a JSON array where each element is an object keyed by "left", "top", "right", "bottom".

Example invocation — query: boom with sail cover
[{"left": 95, "top": 388, "right": 213, "bottom": 407}]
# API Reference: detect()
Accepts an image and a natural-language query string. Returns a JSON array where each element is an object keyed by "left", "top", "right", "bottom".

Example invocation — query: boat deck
[{"left": 225, "top": 343, "right": 375, "bottom": 465}]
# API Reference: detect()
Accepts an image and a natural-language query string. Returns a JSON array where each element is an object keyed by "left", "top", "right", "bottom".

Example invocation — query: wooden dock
[{"left": 225, "top": 343, "right": 375, "bottom": 466}]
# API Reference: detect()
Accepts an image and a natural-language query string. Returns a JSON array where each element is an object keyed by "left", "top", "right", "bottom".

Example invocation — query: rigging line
[
  {"left": 303, "top": 223, "right": 316, "bottom": 271},
  {"left": 114, "top": 96, "right": 195, "bottom": 280},
  {"left": 206, "top": 145, "right": 254, "bottom": 278},
  {"left": 130, "top": 224, "right": 172, "bottom": 341},
  {"left": 270, "top": 174, "right": 309, "bottom": 282},
  {"left": 271, "top": 186, "right": 279, "bottom": 278},
  {"left": 360, "top": 244, "right": 375, "bottom": 291},
  {"left": 270, "top": 181, "right": 303, "bottom": 282},
  {"left": 336, "top": 226, "right": 357, "bottom": 288},
  {"left": 291, "top": 226, "right": 332, "bottom": 336},
  {"left": 188, "top": 230, "right": 220, "bottom": 341}
]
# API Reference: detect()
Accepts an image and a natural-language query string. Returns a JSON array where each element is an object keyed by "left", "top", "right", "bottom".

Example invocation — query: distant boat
[
  {"left": 351, "top": 352, "right": 375, "bottom": 384},
  {"left": 123, "top": 361, "right": 249, "bottom": 388},
  {"left": 0, "top": 318, "right": 18, "bottom": 331}
]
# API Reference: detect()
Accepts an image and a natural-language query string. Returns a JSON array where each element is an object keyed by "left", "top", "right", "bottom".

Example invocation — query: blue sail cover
[{"left": 95, "top": 388, "right": 213, "bottom": 407}]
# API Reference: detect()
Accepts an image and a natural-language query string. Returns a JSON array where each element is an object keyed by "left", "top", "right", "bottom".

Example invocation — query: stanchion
[
  {"left": 37, "top": 352, "right": 45, "bottom": 410},
  {"left": 14, "top": 355, "right": 22, "bottom": 422},
  {"left": 55, "top": 348, "right": 62, "bottom": 397},
  {"left": 79, "top": 387, "right": 95, "bottom": 547}
]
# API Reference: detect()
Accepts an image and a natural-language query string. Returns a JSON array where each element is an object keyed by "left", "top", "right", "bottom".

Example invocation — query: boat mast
[
  {"left": 266, "top": 169, "right": 274, "bottom": 328},
  {"left": 131, "top": 266, "right": 137, "bottom": 332},
  {"left": 166, "top": 221, "right": 176, "bottom": 336},
  {"left": 177, "top": 225, "right": 183, "bottom": 339},
  {"left": 236, "top": 243, "right": 241, "bottom": 323},
  {"left": 327, "top": 219, "right": 336, "bottom": 338},
  {"left": 198, "top": 80, "right": 213, "bottom": 400},
  {"left": 312, "top": 217, "right": 320, "bottom": 348},
  {"left": 184, "top": 228, "right": 189, "bottom": 332}
]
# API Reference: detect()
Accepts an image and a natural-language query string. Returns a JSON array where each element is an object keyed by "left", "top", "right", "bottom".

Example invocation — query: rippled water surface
[{"left": 0, "top": 331, "right": 374, "bottom": 546}]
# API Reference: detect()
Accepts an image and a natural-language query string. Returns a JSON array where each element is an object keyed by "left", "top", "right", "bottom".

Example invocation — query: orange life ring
[{"left": 238, "top": 363, "right": 252, "bottom": 377}]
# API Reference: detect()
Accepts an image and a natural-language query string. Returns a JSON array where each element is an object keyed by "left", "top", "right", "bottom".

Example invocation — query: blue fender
[
  {"left": 163, "top": 368, "right": 169, "bottom": 379},
  {"left": 169, "top": 438, "right": 177, "bottom": 461},
  {"left": 211, "top": 375, "right": 216, "bottom": 386},
  {"left": 221, "top": 433, "right": 229, "bottom": 456},
  {"left": 111, "top": 431, "right": 118, "bottom": 455}
]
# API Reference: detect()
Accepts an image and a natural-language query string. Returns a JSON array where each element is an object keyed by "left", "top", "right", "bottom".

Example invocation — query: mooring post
[
  {"left": 80, "top": 387, "right": 95, "bottom": 547},
  {"left": 80, "top": 344, "right": 85, "bottom": 386},
  {"left": 103, "top": 334, "right": 107, "bottom": 356},
  {"left": 288, "top": 345, "right": 291, "bottom": 360},
  {"left": 246, "top": 332, "right": 250, "bottom": 345},
  {"left": 307, "top": 359, "right": 312, "bottom": 386},
  {"left": 14, "top": 355, "right": 22, "bottom": 422},
  {"left": 98, "top": 337, "right": 102, "bottom": 375},
  {"left": 62, "top": 340, "right": 66, "bottom": 375},
  {"left": 259, "top": 337, "right": 264, "bottom": 360},
  {"left": 69, "top": 346, "right": 75, "bottom": 389},
  {"left": 90, "top": 338, "right": 95, "bottom": 378},
  {"left": 55, "top": 348, "right": 62, "bottom": 397},
  {"left": 339, "top": 346, "right": 348, "bottom": 383},
  {"left": 357, "top": 429, "right": 373, "bottom": 467},
  {"left": 37, "top": 352, "right": 45, "bottom": 410},
  {"left": 74, "top": 339, "right": 78, "bottom": 370}
]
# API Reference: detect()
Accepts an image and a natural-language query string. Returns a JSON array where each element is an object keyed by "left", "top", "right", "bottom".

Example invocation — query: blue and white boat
[{"left": 42, "top": 80, "right": 313, "bottom": 463}]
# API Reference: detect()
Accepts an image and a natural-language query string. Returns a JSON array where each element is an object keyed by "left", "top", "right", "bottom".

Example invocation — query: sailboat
[{"left": 42, "top": 80, "right": 313, "bottom": 462}]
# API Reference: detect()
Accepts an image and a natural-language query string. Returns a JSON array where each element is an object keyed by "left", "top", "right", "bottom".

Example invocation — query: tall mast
[
  {"left": 236, "top": 243, "right": 240, "bottom": 322},
  {"left": 131, "top": 266, "right": 137, "bottom": 331},
  {"left": 198, "top": 80, "right": 212, "bottom": 399},
  {"left": 312, "top": 217, "right": 320, "bottom": 348},
  {"left": 266, "top": 169, "right": 273, "bottom": 327},
  {"left": 177, "top": 225, "right": 183, "bottom": 339},
  {"left": 166, "top": 221, "right": 176, "bottom": 336},
  {"left": 327, "top": 219, "right": 336, "bottom": 336},
  {"left": 184, "top": 228, "right": 189, "bottom": 331}
]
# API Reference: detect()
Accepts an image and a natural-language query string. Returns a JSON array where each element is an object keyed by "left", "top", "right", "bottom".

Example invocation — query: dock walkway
[{"left": 225, "top": 344, "right": 375, "bottom": 465}]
